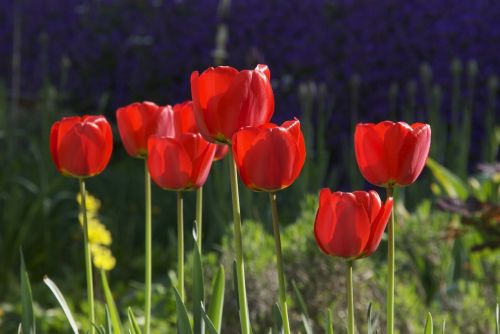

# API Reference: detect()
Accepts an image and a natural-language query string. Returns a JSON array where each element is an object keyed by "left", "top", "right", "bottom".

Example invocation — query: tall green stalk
[
  {"left": 346, "top": 260, "right": 354, "bottom": 334},
  {"left": 177, "top": 191, "right": 185, "bottom": 301},
  {"left": 79, "top": 179, "right": 95, "bottom": 334},
  {"left": 144, "top": 162, "right": 152, "bottom": 334},
  {"left": 196, "top": 187, "right": 203, "bottom": 252},
  {"left": 386, "top": 185, "right": 395, "bottom": 334},
  {"left": 228, "top": 152, "right": 250, "bottom": 334},
  {"left": 269, "top": 193, "right": 291, "bottom": 334}
]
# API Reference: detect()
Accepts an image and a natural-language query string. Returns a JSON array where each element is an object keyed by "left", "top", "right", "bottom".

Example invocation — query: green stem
[
  {"left": 177, "top": 191, "right": 185, "bottom": 301},
  {"left": 346, "top": 260, "right": 354, "bottom": 334},
  {"left": 79, "top": 178, "right": 95, "bottom": 334},
  {"left": 196, "top": 187, "right": 203, "bottom": 252},
  {"left": 269, "top": 193, "right": 291, "bottom": 334},
  {"left": 386, "top": 186, "right": 395, "bottom": 334},
  {"left": 228, "top": 151, "right": 250, "bottom": 334},
  {"left": 144, "top": 162, "right": 152, "bottom": 334}
]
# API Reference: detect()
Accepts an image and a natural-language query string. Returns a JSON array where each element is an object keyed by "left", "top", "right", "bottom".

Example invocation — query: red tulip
[
  {"left": 314, "top": 189, "right": 394, "bottom": 259},
  {"left": 213, "top": 144, "right": 229, "bottom": 161},
  {"left": 165, "top": 101, "right": 199, "bottom": 137},
  {"left": 354, "top": 121, "right": 431, "bottom": 187},
  {"left": 116, "top": 101, "right": 170, "bottom": 158},
  {"left": 190, "top": 64, "right": 274, "bottom": 143},
  {"left": 232, "top": 119, "right": 306, "bottom": 192},
  {"left": 147, "top": 133, "right": 216, "bottom": 190},
  {"left": 50, "top": 115, "right": 113, "bottom": 178}
]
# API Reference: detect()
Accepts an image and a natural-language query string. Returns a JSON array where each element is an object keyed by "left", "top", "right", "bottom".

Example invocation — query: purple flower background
[{"left": 1, "top": 0, "right": 498, "bottom": 161}]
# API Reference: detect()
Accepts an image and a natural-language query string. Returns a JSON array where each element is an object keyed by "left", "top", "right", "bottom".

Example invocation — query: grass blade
[
  {"left": 496, "top": 304, "right": 499, "bottom": 334},
  {"left": 424, "top": 312, "right": 433, "bottom": 334},
  {"left": 292, "top": 280, "right": 313, "bottom": 334},
  {"left": 127, "top": 307, "right": 142, "bottom": 334},
  {"left": 43, "top": 276, "right": 79, "bottom": 334},
  {"left": 193, "top": 241, "right": 205, "bottom": 334},
  {"left": 20, "top": 249, "right": 35, "bottom": 334},
  {"left": 100, "top": 270, "right": 123, "bottom": 333},
  {"left": 174, "top": 287, "right": 193, "bottom": 334},
  {"left": 207, "top": 265, "right": 225, "bottom": 332},
  {"left": 272, "top": 303, "right": 283, "bottom": 334},
  {"left": 325, "top": 308, "right": 333, "bottom": 334},
  {"left": 202, "top": 305, "right": 219, "bottom": 334}
]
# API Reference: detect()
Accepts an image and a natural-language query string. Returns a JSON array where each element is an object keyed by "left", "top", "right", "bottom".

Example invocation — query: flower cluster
[{"left": 76, "top": 192, "right": 115, "bottom": 271}]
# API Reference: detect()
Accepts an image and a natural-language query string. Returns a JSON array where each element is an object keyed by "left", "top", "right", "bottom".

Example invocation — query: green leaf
[
  {"left": 325, "top": 308, "right": 333, "bottom": 334},
  {"left": 207, "top": 265, "right": 225, "bottom": 332},
  {"left": 496, "top": 304, "right": 499, "bottom": 334},
  {"left": 20, "top": 249, "right": 35, "bottom": 334},
  {"left": 101, "top": 270, "right": 123, "bottom": 334},
  {"left": 426, "top": 158, "right": 468, "bottom": 199},
  {"left": 174, "top": 287, "right": 193, "bottom": 334},
  {"left": 367, "top": 302, "right": 379, "bottom": 334},
  {"left": 104, "top": 305, "right": 113, "bottom": 334},
  {"left": 272, "top": 303, "right": 283, "bottom": 334},
  {"left": 441, "top": 319, "right": 446, "bottom": 334},
  {"left": 292, "top": 280, "right": 313, "bottom": 334},
  {"left": 424, "top": 312, "right": 433, "bottom": 334},
  {"left": 193, "top": 241, "right": 205, "bottom": 334},
  {"left": 202, "top": 306, "right": 219, "bottom": 334},
  {"left": 127, "top": 308, "right": 142, "bottom": 334},
  {"left": 43, "top": 276, "right": 79, "bottom": 334}
]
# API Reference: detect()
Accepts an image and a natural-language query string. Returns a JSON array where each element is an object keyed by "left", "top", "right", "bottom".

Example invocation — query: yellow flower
[
  {"left": 90, "top": 244, "right": 116, "bottom": 271},
  {"left": 88, "top": 221, "right": 112, "bottom": 246},
  {"left": 76, "top": 192, "right": 101, "bottom": 212}
]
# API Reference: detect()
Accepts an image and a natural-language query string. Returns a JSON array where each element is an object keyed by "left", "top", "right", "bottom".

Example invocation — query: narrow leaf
[
  {"left": 424, "top": 312, "right": 433, "bottom": 334},
  {"left": 101, "top": 270, "right": 123, "bottom": 334},
  {"left": 207, "top": 265, "right": 225, "bottom": 332},
  {"left": 104, "top": 305, "right": 113, "bottom": 334},
  {"left": 426, "top": 158, "right": 468, "bottom": 199},
  {"left": 127, "top": 308, "right": 142, "bottom": 334},
  {"left": 272, "top": 303, "right": 283, "bottom": 334},
  {"left": 325, "top": 308, "right": 333, "bottom": 334},
  {"left": 441, "top": 319, "right": 446, "bottom": 334},
  {"left": 174, "top": 287, "right": 193, "bottom": 334},
  {"left": 193, "top": 240, "right": 205, "bottom": 334},
  {"left": 20, "top": 249, "right": 35, "bottom": 334},
  {"left": 496, "top": 304, "right": 499, "bottom": 334},
  {"left": 292, "top": 280, "right": 313, "bottom": 334},
  {"left": 43, "top": 276, "right": 79, "bottom": 334},
  {"left": 202, "top": 305, "right": 219, "bottom": 334}
]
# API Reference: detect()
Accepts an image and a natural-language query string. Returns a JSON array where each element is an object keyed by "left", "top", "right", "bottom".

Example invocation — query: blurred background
[{"left": 0, "top": 0, "right": 498, "bottom": 333}]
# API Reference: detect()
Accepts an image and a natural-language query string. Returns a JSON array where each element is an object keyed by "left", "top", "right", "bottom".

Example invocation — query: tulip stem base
[
  {"left": 177, "top": 191, "right": 185, "bottom": 301},
  {"left": 386, "top": 185, "right": 395, "bottom": 334},
  {"left": 269, "top": 192, "right": 291, "bottom": 334},
  {"left": 229, "top": 152, "right": 251, "bottom": 334},
  {"left": 347, "top": 260, "right": 354, "bottom": 334},
  {"left": 144, "top": 163, "right": 152, "bottom": 334},
  {"left": 196, "top": 187, "right": 203, "bottom": 252},
  {"left": 79, "top": 178, "right": 95, "bottom": 334}
]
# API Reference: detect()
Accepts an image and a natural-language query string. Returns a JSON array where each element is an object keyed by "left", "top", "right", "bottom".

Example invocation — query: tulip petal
[
  {"left": 363, "top": 197, "right": 394, "bottom": 257},
  {"left": 147, "top": 136, "right": 192, "bottom": 190},
  {"left": 355, "top": 123, "right": 390, "bottom": 186},
  {"left": 328, "top": 193, "right": 371, "bottom": 258},
  {"left": 180, "top": 134, "right": 216, "bottom": 188},
  {"left": 383, "top": 122, "right": 413, "bottom": 183},
  {"left": 58, "top": 121, "right": 107, "bottom": 177},
  {"left": 314, "top": 189, "right": 338, "bottom": 254},
  {"left": 395, "top": 123, "right": 431, "bottom": 185}
]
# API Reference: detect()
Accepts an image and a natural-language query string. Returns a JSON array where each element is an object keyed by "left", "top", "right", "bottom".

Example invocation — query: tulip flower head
[
  {"left": 50, "top": 115, "right": 113, "bottom": 178},
  {"left": 232, "top": 119, "right": 306, "bottom": 192},
  {"left": 314, "top": 189, "right": 393, "bottom": 259},
  {"left": 191, "top": 64, "right": 274, "bottom": 143},
  {"left": 147, "top": 133, "right": 216, "bottom": 191},
  {"left": 116, "top": 101, "right": 170, "bottom": 158},
  {"left": 355, "top": 121, "right": 431, "bottom": 187}
]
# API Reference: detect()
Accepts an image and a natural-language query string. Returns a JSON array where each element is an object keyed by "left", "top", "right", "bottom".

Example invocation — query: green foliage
[{"left": 20, "top": 250, "right": 35, "bottom": 334}]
